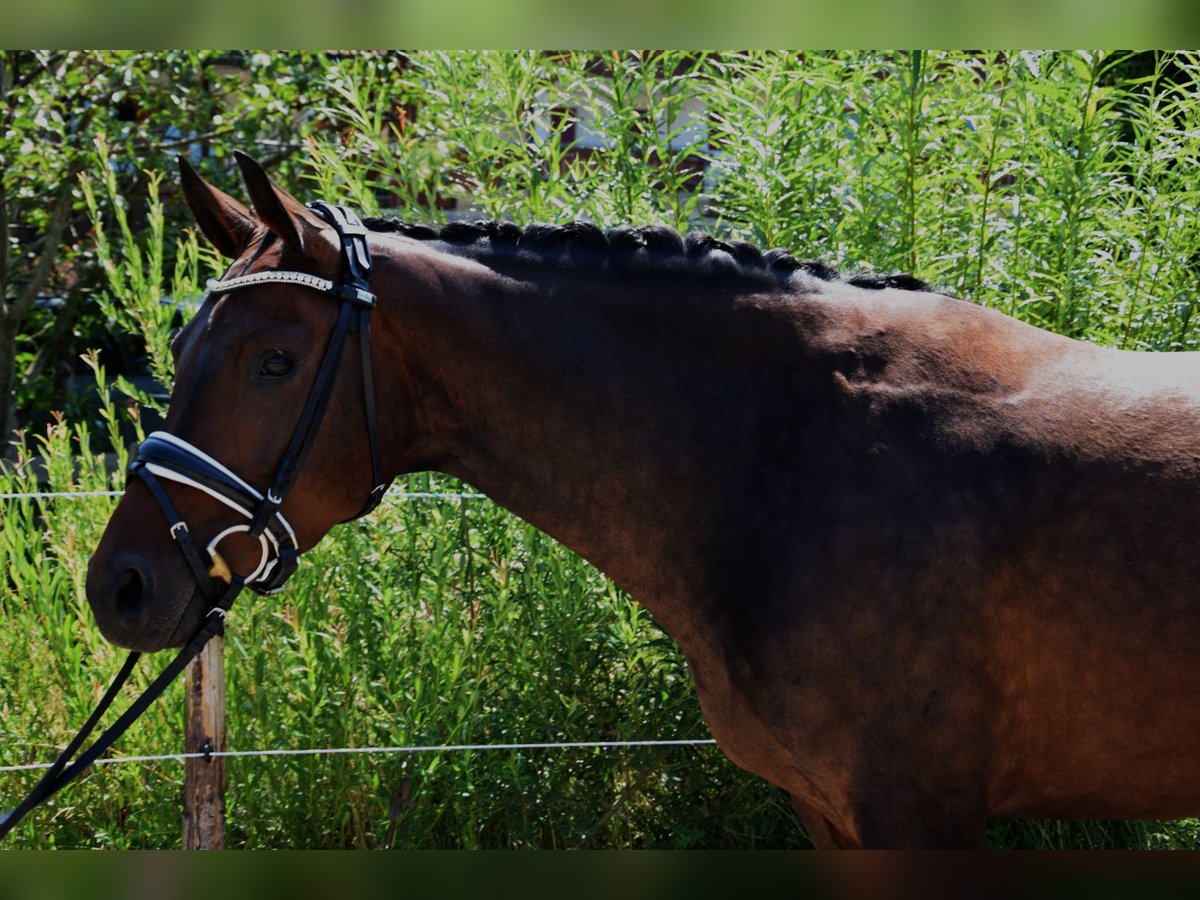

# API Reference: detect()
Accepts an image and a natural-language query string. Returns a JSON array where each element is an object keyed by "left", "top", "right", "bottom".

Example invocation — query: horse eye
[{"left": 259, "top": 352, "right": 294, "bottom": 378}]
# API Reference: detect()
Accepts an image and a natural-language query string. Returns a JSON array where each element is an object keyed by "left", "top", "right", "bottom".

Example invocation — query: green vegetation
[
  {"left": 4, "top": 51, "right": 1200, "bottom": 848},
  {"left": 1, "top": 51, "right": 335, "bottom": 441}
]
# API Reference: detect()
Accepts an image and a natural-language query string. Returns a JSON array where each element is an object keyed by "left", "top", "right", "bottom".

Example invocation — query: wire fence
[
  {"left": 0, "top": 738, "right": 719, "bottom": 773},
  {"left": 1, "top": 486, "right": 716, "bottom": 776},
  {"left": 0, "top": 489, "right": 123, "bottom": 499},
  {"left": 0, "top": 488, "right": 487, "bottom": 501}
]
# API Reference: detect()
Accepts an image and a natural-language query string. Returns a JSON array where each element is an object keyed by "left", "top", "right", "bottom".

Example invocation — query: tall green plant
[
  {"left": 81, "top": 137, "right": 198, "bottom": 403},
  {"left": 2, "top": 51, "right": 335, "bottom": 448}
]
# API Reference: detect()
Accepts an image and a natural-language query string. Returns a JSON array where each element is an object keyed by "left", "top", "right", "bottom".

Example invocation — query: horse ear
[
  {"left": 234, "top": 150, "right": 333, "bottom": 261},
  {"left": 178, "top": 156, "right": 257, "bottom": 258}
]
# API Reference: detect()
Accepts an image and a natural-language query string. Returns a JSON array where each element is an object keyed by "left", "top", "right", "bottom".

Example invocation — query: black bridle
[
  {"left": 131, "top": 200, "right": 388, "bottom": 597},
  {"left": 0, "top": 201, "right": 388, "bottom": 841}
]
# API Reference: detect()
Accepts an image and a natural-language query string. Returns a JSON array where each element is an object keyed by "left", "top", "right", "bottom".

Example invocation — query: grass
[
  {"left": 5, "top": 50, "right": 1200, "bottom": 848},
  {"left": 1, "top": 434, "right": 801, "bottom": 849}
]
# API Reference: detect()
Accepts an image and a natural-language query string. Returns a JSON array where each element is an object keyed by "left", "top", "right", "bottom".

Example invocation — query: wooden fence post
[{"left": 183, "top": 633, "right": 225, "bottom": 849}]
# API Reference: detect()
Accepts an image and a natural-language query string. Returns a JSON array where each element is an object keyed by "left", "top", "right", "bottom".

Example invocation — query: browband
[{"left": 205, "top": 271, "right": 375, "bottom": 307}]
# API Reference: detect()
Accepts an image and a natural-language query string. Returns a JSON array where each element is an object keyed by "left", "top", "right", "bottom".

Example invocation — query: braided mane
[{"left": 363, "top": 217, "right": 932, "bottom": 293}]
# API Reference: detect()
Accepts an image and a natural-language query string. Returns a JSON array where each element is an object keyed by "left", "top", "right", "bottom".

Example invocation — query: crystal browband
[{"left": 206, "top": 272, "right": 375, "bottom": 307}]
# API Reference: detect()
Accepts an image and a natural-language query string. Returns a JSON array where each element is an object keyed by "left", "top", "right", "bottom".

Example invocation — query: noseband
[
  {"left": 130, "top": 200, "right": 389, "bottom": 599},
  {"left": 0, "top": 200, "right": 390, "bottom": 840}
]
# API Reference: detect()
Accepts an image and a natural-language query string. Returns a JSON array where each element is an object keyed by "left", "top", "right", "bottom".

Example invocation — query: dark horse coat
[{"left": 87, "top": 154, "right": 1200, "bottom": 847}]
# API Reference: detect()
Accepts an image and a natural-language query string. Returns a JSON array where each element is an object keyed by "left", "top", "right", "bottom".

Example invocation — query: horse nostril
[{"left": 113, "top": 567, "right": 146, "bottom": 623}]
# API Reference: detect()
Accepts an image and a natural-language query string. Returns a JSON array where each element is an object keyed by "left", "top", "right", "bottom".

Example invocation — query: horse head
[{"left": 86, "top": 153, "right": 386, "bottom": 651}]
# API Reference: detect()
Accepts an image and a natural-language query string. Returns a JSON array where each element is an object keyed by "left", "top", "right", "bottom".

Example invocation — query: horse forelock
[{"left": 362, "top": 217, "right": 935, "bottom": 294}]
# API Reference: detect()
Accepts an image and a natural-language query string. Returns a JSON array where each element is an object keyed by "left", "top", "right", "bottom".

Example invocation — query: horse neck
[{"left": 371, "top": 237, "right": 784, "bottom": 638}]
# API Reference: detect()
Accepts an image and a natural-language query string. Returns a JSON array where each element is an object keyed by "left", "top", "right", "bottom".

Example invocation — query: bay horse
[{"left": 86, "top": 152, "right": 1200, "bottom": 849}]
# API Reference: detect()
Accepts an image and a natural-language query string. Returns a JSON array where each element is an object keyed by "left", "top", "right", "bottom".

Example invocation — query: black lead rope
[
  {"left": 0, "top": 652, "right": 141, "bottom": 839},
  {"left": 0, "top": 448, "right": 244, "bottom": 840},
  {"left": 0, "top": 455, "right": 245, "bottom": 842},
  {"left": 0, "top": 580, "right": 240, "bottom": 841}
]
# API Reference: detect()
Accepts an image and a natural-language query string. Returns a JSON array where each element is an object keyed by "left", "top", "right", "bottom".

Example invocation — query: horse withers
[{"left": 86, "top": 153, "right": 1200, "bottom": 848}]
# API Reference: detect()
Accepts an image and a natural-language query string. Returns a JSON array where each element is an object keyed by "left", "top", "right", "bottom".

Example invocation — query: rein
[{"left": 0, "top": 200, "right": 388, "bottom": 841}]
